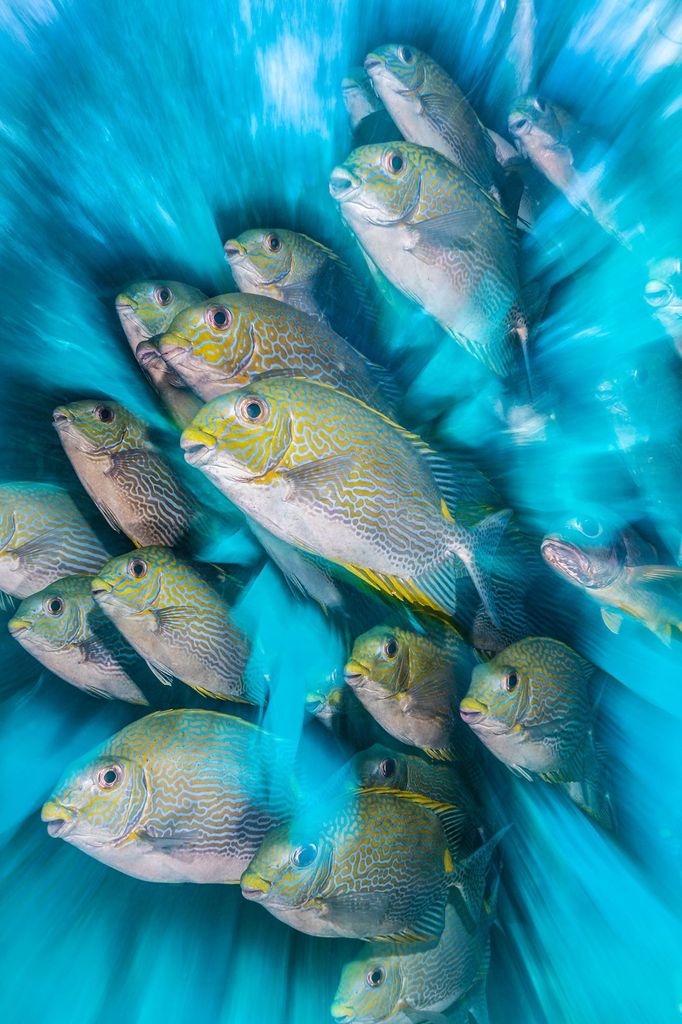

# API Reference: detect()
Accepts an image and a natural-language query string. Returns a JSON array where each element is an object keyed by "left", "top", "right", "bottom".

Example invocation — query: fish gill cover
[{"left": 0, "top": 1, "right": 680, "bottom": 1022}]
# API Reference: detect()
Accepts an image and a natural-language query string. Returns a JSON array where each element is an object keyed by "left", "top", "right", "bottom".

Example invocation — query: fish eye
[
  {"left": 533, "top": 96, "right": 547, "bottom": 112},
  {"left": 384, "top": 150, "right": 404, "bottom": 175},
  {"left": 503, "top": 670, "right": 519, "bottom": 693},
  {"left": 382, "top": 636, "right": 399, "bottom": 659},
  {"left": 366, "top": 966, "right": 385, "bottom": 987},
  {"left": 644, "top": 281, "right": 673, "bottom": 307},
  {"left": 96, "top": 405, "right": 115, "bottom": 423},
  {"left": 379, "top": 757, "right": 396, "bottom": 778},
  {"left": 128, "top": 557, "right": 148, "bottom": 579},
  {"left": 577, "top": 517, "right": 601, "bottom": 538},
  {"left": 266, "top": 233, "right": 282, "bottom": 252},
  {"left": 238, "top": 396, "right": 268, "bottom": 423},
  {"left": 398, "top": 45, "right": 414, "bottom": 64},
  {"left": 44, "top": 596, "right": 64, "bottom": 616},
  {"left": 292, "top": 843, "right": 318, "bottom": 868},
  {"left": 97, "top": 764, "right": 122, "bottom": 789},
  {"left": 154, "top": 286, "right": 173, "bottom": 307},
  {"left": 206, "top": 305, "right": 232, "bottom": 331}
]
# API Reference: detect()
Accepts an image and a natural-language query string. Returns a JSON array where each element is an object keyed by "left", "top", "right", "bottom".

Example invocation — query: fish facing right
[
  {"left": 41, "top": 709, "right": 296, "bottom": 882},
  {"left": 8, "top": 574, "right": 149, "bottom": 704},
  {"left": 0, "top": 482, "right": 108, "bottom": 603}
]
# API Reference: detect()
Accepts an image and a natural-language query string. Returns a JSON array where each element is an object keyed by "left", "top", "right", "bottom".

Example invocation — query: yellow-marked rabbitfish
[
  {"left": 345, "top": 625, "right": 477, "bottom": 760},
  {"left": 364, "top": 44, "right": 501, "bottom": 202},
  {"left": 115, "top": 280, "right": 206, "bottom": 427},
  {"left": 331, "top": 894, "right": 495, "bottom": 1024},
  {"left": 541, "top": 514, "right": 682, "bottom": 646},
  {"left": 8, "top": 574, "right": 149, "bottom": 704},
  {"left": 54, "top": 399, "right": 195, "bottom": 547},
  {"left": 181, "top": 377, "right": 510, "bottom": 625},
  {"left": 0, "top": 482, "right": 108, "bottom": 603},
  {"left": 91, "top": 546, "right": 259, "bottom": 702},
  {"left": 241, "top": 786, "right": 500, "bottom": 943},
  {"left": 330, "top": 142, "right": 527, "bottom": 379},
  {"left": 41, "top": 709, "right": 295, "bottom": 882},
  {"left": 158, "top": 292, "right": 392, "bottom": 413},
  {"left": 461, "top": 636, "right": 613, "bottom": 827},
  {"left": 348, "top": 744, "right": 480, "bottom": 813}
]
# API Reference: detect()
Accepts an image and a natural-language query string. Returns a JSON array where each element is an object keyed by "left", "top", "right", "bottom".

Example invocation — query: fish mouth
[
  {"left": 157, "top": 332, "right": 190, "bottom": 360},
  {"left": 459, "top": 697, "right": 488, "bottom": 725},
  {"left": 52, "top": 406, "right": 73, "bottom": 427},
  {"left": 540, "top": 536, "right": 606, "bottom": 588},
  {"left": 91, "top": 577, "right": 113, "bottom": 599},
  {"left": 180, "top": 427, "right": 217, "bottom": 466},
  {"left": 343, "top": 659, "right": 368, "bottom": 686},
  {"left": 224, "top": 239, "right": 246, "bottom": 260},
  {"left": 330, "top": 1004, "right": 356, "bottom": 1024},
  {"left": 363, "top": 53, "right": 383, "bottom": 75},
  {"left": 329, "top": 168, "right": 362, "bottom": 202},
  {"left": 7, "top": 615, "right": 31, "bottom": 637},
  {"left": 41, "top": 800, "right": 76, "bottom": 838},
  {"left": 240, "top": 870, "right": 272, "bottom": 902},
  {"left": 135, "top": 339, "right": 162, "bottom": 368}
]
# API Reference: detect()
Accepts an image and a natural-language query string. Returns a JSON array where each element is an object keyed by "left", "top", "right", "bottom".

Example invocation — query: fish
[
  {"left": 91, "top": 545, "right": 260, "bottom": 702},
  {"left": 241, "top": 786, "right": 498, "bottom": 943},
  {"left": 180, "top": 376, "right": 511, "bottom": 625},
  {"left": 41, "top": 709, "right": 296, "bottom": 882},
  {"left": 8, "top": 574, "right": 149, "bottom": 704},
  {"left": 541, "top": 514, "right": 682, "bottom": 644},
  {"left": 342, "top": 67, "right": 384, "bottom": 131},
  {"left": 644, "top": 257, "right": 682, "bottom": 356},
  {"left": 0, "top": 482, "right": 108, "bottom": 603},
  {"left": 329, "top": 142, "right": 528, "bottom": 379},
  {"left": 363, "top": 44, "right": 501, "bottom": 202},
  {"left": 348, "top": 743, "right": 480, "bottom": 812},
  {"left": 344, "top": 624, "right": 477, "bottom": 759},
  {"left": 115, "top": 280, "right": 207, "bottom": 428},
  {"left": 157, "top": 292, "right": 393, "bottom": 413},
  {"left": 53, "top": 399, "right": 195, "bottom": 547},
  {"left": 331, "top": 895, "right": 494, "bottom": 1024},
  {"left": 460, "top": 636, "right": 613, "bottom": 826}
]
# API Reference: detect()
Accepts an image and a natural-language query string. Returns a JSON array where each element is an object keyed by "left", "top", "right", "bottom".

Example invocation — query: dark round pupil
[
  {"left": 296, "top": 844, "right": 315, "bottom": 866},
  {"left": 132, "top": 561, "right": 145, "bottom": 576},
  {"left": 103, "top": 769, "right": 117, "bottom": 784},
  {"left": 99, "top": 406, "right": 113, "bottom": 422},
  {"left": 515, "top": 118, "right": 527, "bottom": 129},
  {"left": 269, "top": 236, "right": 280, "bottom": 250},
  {"left": 402, "top": 47, "right": 412, "bottom": 61},
  {"left": 507, "top": 672, "right": 518, "bottom": 691},
  {"left": 380, "top": 758, "right": 396, "bottom": 777},
  {"left": 369, "top": 968, "right": 383, "bottom": 985},
  {"left": 385, "top": 638, "right": 397, "bottom": 657},
  {"left": 49, "top": 598, "right": 62, "bottom": 614},
  {"left": 246, "top": 401, "right": 262, "bottom": 420},
  {"left": 159, "top": 289, "right": 170, "bottom": 304},
  {"left": 213, "top": 309, "right": 227, "bottom": 326},
  {"left": 389, "top": 154, "right": 403, "bottom": 172}
]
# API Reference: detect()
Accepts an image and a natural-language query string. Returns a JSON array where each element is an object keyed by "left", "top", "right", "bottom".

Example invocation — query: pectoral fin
[
  {"left": 600, "top": 608, "right": 623, "bottom": 634},
  {"left": 408, "top": 208, "right": 483, "bottom": 261},
  {"left": 283, "top": 455, "right": 355, "bottom": 502}
]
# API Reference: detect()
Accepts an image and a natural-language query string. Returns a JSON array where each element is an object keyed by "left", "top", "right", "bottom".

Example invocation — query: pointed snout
[
  {"left": 180, "top": 427, "right": 217, "bottom": 467},
  {"left": 240, "top": 869, "right": 271, "bottom": 901},
  {"left": 330, "top": 1003, "right": 356, "bottom": 1024},
  {"left": 329, "top": 167, "right": 362, "bottom": 202},
  {"left": 157, "top": 331, "right": 190, "bottom": 358},
  {"left": 459, "top": 696, "right": 487, "bottom": 724},
  {"left": 52, "top": 405, "right": 74, "bottom": 427},
  {"left": 363, "top": 51, "right": 384, "bottom": 75},
  {"left": 91, "top": 576, "right": 112, "bottom": 599},
  {"left": 41, "top": 800, "right": 74, "bottom": 837},
  {"left": 224, "top": 238, "right": 246, "bottom": 260},
  {"left": 7, "top": 615, "right": 30, "bottom": 637}
]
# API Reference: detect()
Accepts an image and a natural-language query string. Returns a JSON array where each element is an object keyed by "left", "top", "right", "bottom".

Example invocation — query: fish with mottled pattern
[
  {"left": 115, "top": 280, "right": 206, "bottom": 427},
  {"left": 241, "top": 786, "right": 496, "bottom": 943},
  {"left": 364, "top": 44, "right": 501, "bottom": 202},
  {"left": 53, "top": 399, "right": 195, "bottom": 547},
  {"left": 0, "top": 482, "right": 108, "bottom": 603},
  {"left": 91, "top": 546, "right": 259, "bottom": 702},
  {"left": 41, "top": 709, "right": 295, "bottom": 882},
  {"left": 8, "top": 574, "right": 149, "bottom": 704},
  {"left": 157, "top": 292, "right": 392, "bottom": 413},
  {"left": 180, "top": 377, "right": 510, "bottom": 624},
  {"left": 348, "top": 744, "right": 480, "bottom": 813},
  {"left": 461, "top": 636, "right": 612, "bottom": 826},
  {"left": 331, "top": 894, "right": 494, "bottom": 1024},
  {"left": 329, "top": 143, "right": 527, "bottom": 378},
  {"left": 345, "top": 624, "right": 477, "bottom": 759},
  {"left": 542, "top": 513, "right": 682, "bottom": 644}
]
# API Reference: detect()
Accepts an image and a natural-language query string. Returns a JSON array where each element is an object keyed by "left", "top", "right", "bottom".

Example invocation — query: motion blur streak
[{"left": 0, "top": 1, "right": 681, "bottom": 1022}]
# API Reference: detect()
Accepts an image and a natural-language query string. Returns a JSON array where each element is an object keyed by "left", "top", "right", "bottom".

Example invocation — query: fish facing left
[
  {"left": 330, "top": 142, "right": 527, "bottom": 379},
  {"left": 461, "top": 636, "right": 613, "bottom": 827},
  {"left": 41, "top": 709, "right": 297, "bottom": 882},
  {"left": 180, "top": 376, "right": 511, "bottom": 625},
  {"left": 53, "top": 399, "right": 195, "bottom": 548},
  {"left": 241, "top": 786, "right": 494, "bottom": 943},
  {"left": 91, "top": 546, "right": 259, "bottom": 703},
  {"left": 0, "top": 482, "right": 109, "bottom": 602},
  {"left": 8, "top": 574, "right": 149, "bottom": 704}
]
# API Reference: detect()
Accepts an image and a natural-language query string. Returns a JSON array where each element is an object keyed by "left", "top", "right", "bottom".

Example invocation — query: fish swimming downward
[
  {"left": 241, "top": 785, "right": 499, "bottom": 943},
  {"left": 41, "top": 709, "right": 296, "bottom": 882},
  {"left": 461, "top": 636, "right": 613, "bottom": 827},
  {"left": 8, "top": 574, "right": 149, "bottom": 704},
  {"left": 91, "top": 546, "right": 259, "bottom": 702},
  {"left": 53, "top": 399, "right": 195, "bottom": 547},
  {"left": 541, "top": 513, "right": 682, "bottom": 644},
  {"left": 363, "top": 43, "right": 501, "bottom": 202},
  {"left": 157, "top": 291, "right": 392, "bottom": 413},
  {"left": 329, "top": 142, "right": 528, "bottom": 379},
  {"left": 180, "top": 376, "right": 511, "bottom": 624},
  {"left": 0, "top": 482, "right": 108, "bottom": 603},
  {"left": 115, "top": 279, "right": 207, "bottom": 427},
  {"left": 344, "top": 624, "right": 478, "bottom": 759}
]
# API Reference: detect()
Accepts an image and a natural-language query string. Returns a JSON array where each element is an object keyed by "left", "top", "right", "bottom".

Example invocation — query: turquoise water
[{"left": 1, "top": 1, "right": 681, "bottom": 1021}]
